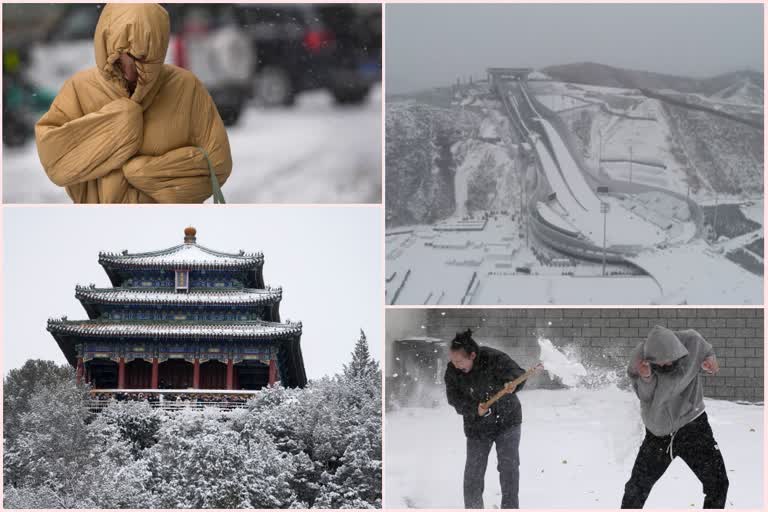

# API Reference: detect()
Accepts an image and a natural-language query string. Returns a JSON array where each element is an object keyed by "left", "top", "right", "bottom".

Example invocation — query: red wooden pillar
[
  {"left": 151, "top": 358, "right": 159, "bottom": 389},
  {"left": 226, "top": 358, "right": 234, "bottom": 390},
  {"left": 268, "top": 359, "right": 278, "bottom": 386},
  {"left": 76, "top": 357, "right": 84, "bottom": 384},
  {"left": 193, "top": 358, "right": 200, "bottom": 389},
  {"left": 118, "top": 357, "right": 126, "bottom": 389}
]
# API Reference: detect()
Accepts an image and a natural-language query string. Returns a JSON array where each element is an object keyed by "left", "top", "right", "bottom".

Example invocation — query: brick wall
[{"left": 424, "top": 308, "right": 763, "bottom": 402}]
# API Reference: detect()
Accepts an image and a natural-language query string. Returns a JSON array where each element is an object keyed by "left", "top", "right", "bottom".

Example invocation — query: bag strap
[{"left": 196, "top": 146, "right": 226, "bottom": 204}]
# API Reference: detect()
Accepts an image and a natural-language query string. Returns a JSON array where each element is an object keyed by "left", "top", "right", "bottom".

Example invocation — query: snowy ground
[
  {"left": 629, "top": 241, "right": 763, "bottom": 304},
  {"left": 385, "top": 387, "right": 763, "bottom": 509},
  {"left": 386, "top": 220, "right": 662, "bottom": 305},
  {"left": 536, "top": 94, "right": 590, "bottom": 112},
  {"left": 472, "top": 274, "right": 662, "bottom": 305},
  {"left": 2, "top": 87, "right": 381, "bottom": 204}
]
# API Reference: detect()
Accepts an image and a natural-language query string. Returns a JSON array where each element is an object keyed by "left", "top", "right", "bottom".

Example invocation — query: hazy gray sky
[
  {"left": 387, "top": 3, "right": 763, "bottom": 94},
  {"left": 3, "top": 207, "right": 382, "bottom": 379}
]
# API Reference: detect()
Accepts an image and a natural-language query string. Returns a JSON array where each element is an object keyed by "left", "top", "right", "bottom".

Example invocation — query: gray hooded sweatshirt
[{"left": 627, "top": 326, "right": 714, "bottom": 437}]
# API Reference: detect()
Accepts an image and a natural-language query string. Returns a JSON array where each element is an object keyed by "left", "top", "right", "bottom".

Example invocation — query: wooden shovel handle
[{"left": 481, "top": 363, "right": 542, "bottom": 409}]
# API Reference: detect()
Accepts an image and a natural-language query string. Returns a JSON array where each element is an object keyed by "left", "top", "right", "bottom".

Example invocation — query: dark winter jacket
[
  {"left": 627, "top": 326, "right": 715, "bottom": 437},
  {"left": 444, "top": 346, "right": 527, "bottom": 440}
]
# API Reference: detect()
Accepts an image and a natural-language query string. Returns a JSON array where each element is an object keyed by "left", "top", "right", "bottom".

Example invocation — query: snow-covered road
[
  {"left": 386, "top": 387, "right": 763, "bottom": 508},
  {"left": 2, "top": 87, "right": 381, "bottom": 204}
]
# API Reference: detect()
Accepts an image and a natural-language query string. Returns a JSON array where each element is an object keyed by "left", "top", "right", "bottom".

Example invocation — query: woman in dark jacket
[{"left": 444, "top": 329, "right": 533, "bottom": 509}]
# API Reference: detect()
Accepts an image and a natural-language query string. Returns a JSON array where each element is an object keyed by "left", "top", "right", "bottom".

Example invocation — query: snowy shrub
[
  {"left": 91, "top": 401, "right": 163, "bottom": 455},
  {"left": 3, "top": 360, "right": 72, "bottom": 446},
  {"left": 144, "top": 415, "right": 298, "bottom": 508},
  {"left": 3, "top": 376, "right": 152, "bottom": 508},
  {"left": 4, "top": 334, "right": 382, "bottom": 509}
]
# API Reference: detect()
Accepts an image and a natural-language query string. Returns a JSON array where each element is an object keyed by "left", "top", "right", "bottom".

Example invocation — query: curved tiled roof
[
  {"left": 75, "top": 286, "right": 282, "bottom": 306},
  {"left": 99, "top": 243, "right": 264, "bottom": 270},
  {"left": 47, "top": 318, "right": 302, "bottom": 339}
]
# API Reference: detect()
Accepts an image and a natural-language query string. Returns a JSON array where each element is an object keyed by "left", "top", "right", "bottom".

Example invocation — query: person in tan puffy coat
[{"left": 35, "top": 3, "right": 232, "bottom": 203}]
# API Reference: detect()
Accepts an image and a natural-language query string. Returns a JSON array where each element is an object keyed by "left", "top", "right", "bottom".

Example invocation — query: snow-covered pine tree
[
  {"left": 343, "top": 329, "right": 379, "bottom": 380},
  {"left": 3, "top": 359, "right": 73, "bottom": 446}
]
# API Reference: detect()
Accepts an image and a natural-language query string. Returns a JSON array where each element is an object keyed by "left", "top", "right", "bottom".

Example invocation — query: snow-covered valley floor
[
  {"left": 3, "top": 87, "right": 381, "bottom": 204},
  {"left": 385, "top": 387, "right": 763, "bottom": 508}
]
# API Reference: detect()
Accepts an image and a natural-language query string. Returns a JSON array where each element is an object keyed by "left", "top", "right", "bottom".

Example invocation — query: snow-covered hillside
[
  {"left": 528, "top": 79, "right": 763, "bottom": 200},
  {"left": 385, "top": 68, "right": 763, "bottom": 304},
  {"left": 386, "top": 86, "right": 519, "bottom": 227}
]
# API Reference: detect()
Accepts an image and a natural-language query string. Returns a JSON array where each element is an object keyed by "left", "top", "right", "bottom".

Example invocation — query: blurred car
[
  {"left": 3, "top": 47, "right": 57, "bottom": 147},
  {"left": 23, "top": 3, "right": 253, "bottom": 125},
  {"left": 237, "top": 3, "right": 381, "bottom": 107},
  {"left": 165, "top": 4, "right": 253, "bottom": 125}
]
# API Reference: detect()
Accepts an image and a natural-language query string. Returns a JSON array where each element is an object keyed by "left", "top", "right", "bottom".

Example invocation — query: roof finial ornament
[{"left": 184, "top": 226, "right": 197, "bottom": 244}]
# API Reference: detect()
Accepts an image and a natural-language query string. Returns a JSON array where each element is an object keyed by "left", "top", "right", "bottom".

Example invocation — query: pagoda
[{"left": 48, "top": 227, "right": 307, "bottom": 391}]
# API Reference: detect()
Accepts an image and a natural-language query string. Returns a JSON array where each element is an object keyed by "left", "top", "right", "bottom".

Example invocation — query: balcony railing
[
  {"left": 88, "top": 398, "right": 249, "bottom": 412},
  {"left": 87, "top": 389, "right": 257, "bottom": 412}
]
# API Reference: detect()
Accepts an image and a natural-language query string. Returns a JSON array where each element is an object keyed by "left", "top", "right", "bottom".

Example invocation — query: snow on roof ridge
[
  {"left": 99, "top": 242, "right": 262, "bottom": 259},
  {"left": 47, "top": 317, "right": 302, "bottom": 338},
  {"left": 98, "top": 242, "right": 264, "bottom": 268},
  {"left": 74, "top": 285, "right": 283, "bottom": 304}
]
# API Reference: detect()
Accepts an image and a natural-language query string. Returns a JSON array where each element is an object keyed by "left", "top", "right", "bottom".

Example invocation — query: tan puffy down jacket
[{"left": 35, "top": 3, "right": 232, "bottom": 203}]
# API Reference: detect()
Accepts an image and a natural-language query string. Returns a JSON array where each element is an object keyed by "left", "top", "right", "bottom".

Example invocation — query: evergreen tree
[
  {"left": 343, "top": 330, "right": 379, "bottom": 380},
  {"left": 3, "top": 359, "right": 73, "bottom": 446},
  {"left": 4, "top": 356, "right": 382, "bottom": 509}
]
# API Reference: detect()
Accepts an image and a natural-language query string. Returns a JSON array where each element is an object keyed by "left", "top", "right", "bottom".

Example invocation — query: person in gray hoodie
[{"left": 622, "top": 325, "right": 728, "bottom": 509}]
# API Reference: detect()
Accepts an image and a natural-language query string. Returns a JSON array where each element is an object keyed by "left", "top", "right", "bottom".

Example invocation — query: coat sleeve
[
  {"left": 685, "top": 330, "right": 714, "bottom": 366},
  {"left": 494, "top": 352, "right": 527, "bottom": 392},
  {"left": 670, "top": 330, "right": 714, "bottom": 395},
  {"left": 121, "top": 78, "right": 232, "bottom": 203},
  {"left": 444, "top": 366, "right": 475, "bottom": 416},
  {"left": 628, "top": 343, "right": 657, "bottom": 402},
  {"left": 35, "top": 81, "right": 143, "bottom": 187}
]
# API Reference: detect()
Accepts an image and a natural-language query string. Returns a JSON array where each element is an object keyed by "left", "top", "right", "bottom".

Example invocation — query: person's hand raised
[
  {"left": 701, "top": 356, "right": 719, "bottom": 375},
  {"left": 637, "top": 360, "right": 652, "bottom": 380}
]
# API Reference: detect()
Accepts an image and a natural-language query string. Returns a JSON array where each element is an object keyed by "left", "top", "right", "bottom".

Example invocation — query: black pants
[
  {"left": 621, "top": 412, "right": 728, "bottom": 509},
  {"left": 464, "top": 424, "right": 521, "bottom": 509}
]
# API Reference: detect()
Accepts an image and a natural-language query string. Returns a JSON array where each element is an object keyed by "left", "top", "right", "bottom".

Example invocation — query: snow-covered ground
[
  {"left": 386, "top": 219, "right": 662, "bottom": 306},
  {"left": 386, "top": 388, "right": 763, "bottom": 508},
  {"left": 740, "top": 199, "right": 764, "bottom": 225},
  {"left": 628, "top": 240, "right": 763, "bottom": 304},
  {"left": 536, "top": 94, "right": 589, "bottom": 112},
  {"left": 472, "top": 274, "right": 662, "bottom": 305},
  {"left": 3, "top": 87, "right": 381, "bottom": 204}
]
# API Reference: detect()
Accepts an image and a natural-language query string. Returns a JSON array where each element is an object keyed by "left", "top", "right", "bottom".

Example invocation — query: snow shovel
[{"left": 480, "top": 362, "right": 543, "bottom": 411}]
